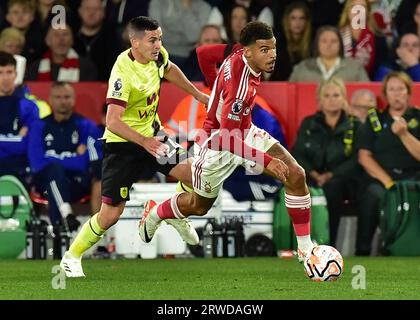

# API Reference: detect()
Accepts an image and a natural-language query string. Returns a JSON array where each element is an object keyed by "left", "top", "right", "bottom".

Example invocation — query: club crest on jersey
[
  {"left": 71, "top": 131, "right": 79, "bottom": 144},
  {"left": 232, "top": 99, "right": 243, "bottom": 114},
  {"left": 244, "top": 107, "right": 250, "bottom": 116}
]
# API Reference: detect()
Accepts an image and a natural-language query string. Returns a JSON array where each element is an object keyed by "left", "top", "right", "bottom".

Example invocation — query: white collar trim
[{"left": 242, "top": 54, "right": 261, "bottom": 77}]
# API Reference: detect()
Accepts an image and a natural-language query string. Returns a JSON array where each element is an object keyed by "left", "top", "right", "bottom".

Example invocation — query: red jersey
[{"left": 196, "top": 47, "right": 272, "bottom": 167}]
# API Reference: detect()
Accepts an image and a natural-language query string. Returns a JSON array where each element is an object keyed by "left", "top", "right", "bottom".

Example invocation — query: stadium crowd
[{"left": 0, "top": 0, "right": 419, "bottom": 257}]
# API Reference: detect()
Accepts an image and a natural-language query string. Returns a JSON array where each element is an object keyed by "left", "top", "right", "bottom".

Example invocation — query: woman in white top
[{"left": 289, "top": 25, "right": 370, "bottom": 82}]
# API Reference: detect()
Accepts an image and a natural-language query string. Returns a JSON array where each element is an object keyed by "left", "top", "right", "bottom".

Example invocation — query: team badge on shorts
[
  {"left": 204, "top": 181, "right": 212, "bottom": 193},
  {"left": 120, "top": 187, "right": 128, "bottom": 199}
]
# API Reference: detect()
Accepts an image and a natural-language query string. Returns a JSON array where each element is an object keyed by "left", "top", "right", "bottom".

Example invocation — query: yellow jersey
[{"left": 104, "top": 47, "right": 169, "bottom": 143}]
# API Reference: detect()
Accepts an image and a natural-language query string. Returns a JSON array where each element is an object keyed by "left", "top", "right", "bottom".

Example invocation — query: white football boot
[
  {"left": 60, "top": 251, "right": 85, "bottom": 278},
  {"left": 166, "top": 218, "right": 199, "bottom": 245}
]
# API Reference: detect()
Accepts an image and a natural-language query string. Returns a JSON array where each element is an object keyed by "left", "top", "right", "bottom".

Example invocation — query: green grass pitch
[{"left": 1, "top": 257, "right": 420, "bottom": 300}]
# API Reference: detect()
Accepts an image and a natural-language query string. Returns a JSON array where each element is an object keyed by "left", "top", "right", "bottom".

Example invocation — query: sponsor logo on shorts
[{"left": 120, "top": 187, "right": 128, "bottom": 199}]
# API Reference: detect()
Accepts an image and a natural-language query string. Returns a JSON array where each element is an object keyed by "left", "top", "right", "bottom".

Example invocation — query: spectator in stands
[
  {"left": 104, "top": 0, "right": 150, "bottom": 31},
  {"left": 74, "top": 0, "right": 119, "bottom": 81},
  {"left": 374, "top": 33, "right": 420, "bottom": 82},
  {"left": 338, "top": 0, "right": 377, "bottom": 76},
  {"left": 289, "top": 25, "right": 370, "bottom": 82},
  {"left": 184, "top": 24, "right": 224, "bottom": 82},
  {"left": 35, "top": 0, "right": 77, "bottom": 38},
  {"left": 25, "top": 24, "right": 98, "bottom": 82},
  {"left": 27, "top": 81, "right": 102, "bottom": 231},
  {"left": 356, "top": 71, "right": 420, "bottom": 256},
  {"left": 293, "top": 77, "right": 362, "bottom": 245},
  {"left": 349, "top": 89, "right": 377, "bottom": 123},
  {"left": 269, "top": 1, "right": 312, "bottom": 81},
  {"left": 0, "top": 51, "right": 39, "bottom": 186},
  {"left": 209, "top": 0, "right": 273, "bottom": 34},
  {"left": 400, "top": 1, "right": 420, "bottom": 37},
  {"left": 149, "top": 0, "right": 212, "bottom": 69},
  {"left": 223, "top": 4, "right": 251, "bottom": 44},
  {"left": 395, "top": 0, "right": 419, "bottom": 36},
  {"left": 371, "top": 0, "right": 400, "bottom": 48},
  {"left": 0, "top": 27, "right": 26, "bottom": 85},
  {"left": 5, "top": 0, "right": 44, "bottom": 63}
]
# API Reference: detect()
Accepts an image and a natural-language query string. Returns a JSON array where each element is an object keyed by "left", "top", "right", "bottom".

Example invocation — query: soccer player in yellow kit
[{"left": 60, "top": 16, "right": 208, "bottom": 277}]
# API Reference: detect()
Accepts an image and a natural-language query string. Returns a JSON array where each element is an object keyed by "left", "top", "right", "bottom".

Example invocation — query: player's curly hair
[{"left": 239, "top": 21, "right": 273, "bottom": 46}]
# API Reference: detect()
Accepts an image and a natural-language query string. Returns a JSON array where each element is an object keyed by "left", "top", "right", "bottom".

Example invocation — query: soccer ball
[{"left": 303, "top": 245, "right": 344, "bottom": 281}]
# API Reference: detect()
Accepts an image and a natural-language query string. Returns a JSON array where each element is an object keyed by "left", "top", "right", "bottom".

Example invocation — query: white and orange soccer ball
[{"left": 303, "top": 245, "right": 344, "bottom": 281}]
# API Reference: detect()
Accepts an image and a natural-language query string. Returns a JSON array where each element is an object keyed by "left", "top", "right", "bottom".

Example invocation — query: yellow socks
[
  {"left": 68, "top": 213, "right": 105, "bottom": 258},
  {"left": 176, "top": 181, "right": 193, "bottom": 193}
]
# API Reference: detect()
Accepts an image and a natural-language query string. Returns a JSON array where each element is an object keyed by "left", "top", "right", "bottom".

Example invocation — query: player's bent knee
[{"left": 288, "top": 163, "right": 306, "bottom": 188}]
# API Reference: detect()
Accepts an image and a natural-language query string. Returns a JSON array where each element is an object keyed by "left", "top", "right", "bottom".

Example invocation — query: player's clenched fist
[{"left": 266, "top": 158, "right": 289, "bottom": 182}]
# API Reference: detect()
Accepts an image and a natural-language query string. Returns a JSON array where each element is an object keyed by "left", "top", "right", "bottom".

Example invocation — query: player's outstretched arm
[{"left": 164, "top": 61, "right": 209, "bottom": 105}]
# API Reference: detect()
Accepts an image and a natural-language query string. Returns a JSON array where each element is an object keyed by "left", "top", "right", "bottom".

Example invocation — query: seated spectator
[
  {"left": 74, "top": 0, "right": 120, "bottom": 81},
  {"left": 104, "top": 0, "right": 150, "bottom": 31},
  {"left": 349, "top": 89, "right": 377, "bottom": 123},
  {"left": 371, "top": 0, "right": 400, "bottom": 48},
  {"left": 149, "top": 0, "right": 212, "bottom": 69},
  {"left": 183, "top": 24, "right": 224, "bottom": 82},
  {"left": 25, "top": 24, "right": 98, "bottom": 82},
  {"left": 0, "top": 51, "right": 39, "bottom": 186},
  {"left": 356, "top": 71, "right": 420, "bottom": 256},
  {"left": 209, "top": 0, "right": 274, "bottom": 36},
  {"left": 269, "top": 1, "right": 312, "bottom": 81},
  {"left": 374, "top": 33, "right": 420, "bottom": 82},
  {"left": 34, "top": 0, "right": 77, "bottom": 39},
  {"left": 292, "top": 77, "right": 362, "bottom": 245},
  {"left": 289, "top": 25, "right": 370, "bottom": 82},
  {"left": 27, "top": 82, "right": 102, "bottom": 231},
  {"left": 395, "top": 0, "right": 420, "bottom": 36},
  {"left": 338, "top": 0, "right": 377, "bottom": 75},
  {"left": 0, "top": 27, "right": 26, "bottom": 84},
  {"left": 5, "top": 0, "right": 44, "bottom": 63},
  {"left": 209, "top": 4, "right": 250, "bottom": 43}
]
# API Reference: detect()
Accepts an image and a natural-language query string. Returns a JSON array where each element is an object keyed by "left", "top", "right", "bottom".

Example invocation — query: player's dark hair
[
  {"left": 128, "top": 16, "right": 160, "bottom": 36},
  {"left": 0, "top": 51, "right": 16, "bottom": 67},
  {"left": 239, "top": 21, "right": 273, "bottom": 46}
]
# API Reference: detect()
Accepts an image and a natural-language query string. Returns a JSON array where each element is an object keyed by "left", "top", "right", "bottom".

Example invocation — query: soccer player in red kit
[{"left": 139, "top": 21, "right": 314, "bottom": 261}]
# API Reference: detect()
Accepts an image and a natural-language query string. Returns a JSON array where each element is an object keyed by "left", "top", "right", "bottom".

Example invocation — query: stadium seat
[{"left": 0, "top": 175, "right": 34, "bottom": 258}]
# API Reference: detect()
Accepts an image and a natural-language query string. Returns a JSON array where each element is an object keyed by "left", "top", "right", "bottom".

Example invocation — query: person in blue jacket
[
  {"left": 374, "top": 33, "right": 420, "bottom": 82},
  {"left": 28, "top": 81, "right": 102, "bottom": 231},
  {"left": 0, "top": 51, "right": 39, "bottom": 186}
]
